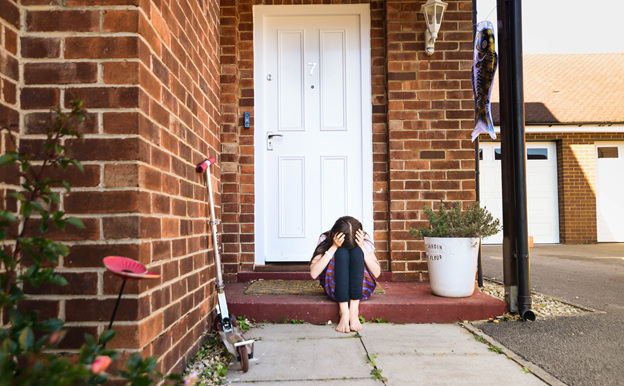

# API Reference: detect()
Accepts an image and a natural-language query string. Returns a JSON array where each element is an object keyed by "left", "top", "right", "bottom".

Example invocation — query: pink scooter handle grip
[{"left": 196, "top": 157, "right": 216, "bottom": 173}]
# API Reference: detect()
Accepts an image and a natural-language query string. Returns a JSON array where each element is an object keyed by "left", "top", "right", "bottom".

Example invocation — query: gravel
[{"left": 481, "top": 279, "right": 589, "bottom": 320}]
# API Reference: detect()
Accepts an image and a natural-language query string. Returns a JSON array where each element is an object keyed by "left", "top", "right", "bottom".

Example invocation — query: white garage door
[
  {"left": 596, "top": 143, "right": 624, "bottom": 242},
  {"left": 479, "top": 142, "right": 560, "bottom": 245}
]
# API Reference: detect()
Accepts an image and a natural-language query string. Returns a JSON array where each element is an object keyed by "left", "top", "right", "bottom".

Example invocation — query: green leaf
[
  {"left": 40, "top": 318, "right": 64, "bottom": 332},
  {"left": 30, "top": 201, "right": 45, "bottom": 215},
  {"left": 22, "top": 202, "right": 33, "bottom": 218},
  {"left": 84, "top": 333, "right": 96, "bottom": 347},
  {"left": 7, "top": 192, "right": 26, "bottom": 202},
  {"left": 129, "top": 376, "right": 153, "bottom": 386},
  {"left": 98, "top": 330, "right": 116, "bottom": 346},
  {"left": 70, "top": 159, "right": 84, "bottom": 173},
  {"left": 21, "top": 161, "right": 31, "bottom": 173},
  {"left": 66, "top": 217, "right": 85, "bottom": 229},
  {"left": 19, "top": 327, "right": 35, "bottom": 350},
  {"left": 49, "top": 274, "right": 68, "bottom": 286},
  {"left": 53, "top": 218, "right": 66, "bottom": 231},
  {"left": 8, "top": 307, "right": 23, "bottom": 326},
  {"left": 0, "top": 153, "right": 15, "bottom": 166},
  {"left": 0, "top": 211, "right": 16, "bottom": 222},
  {"left": 62, "top": 181, "right": 71, "bottom": 192},
  {"left": 49, "top": 193, "right": 60, "bottom": 204}
]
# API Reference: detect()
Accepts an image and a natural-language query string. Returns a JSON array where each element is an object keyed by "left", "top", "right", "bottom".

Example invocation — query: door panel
[
  {"left": 596, "top": 142, "right": 624, "bottom": 242},
  {"left": 479, "top": 142, "right": 560, "bottom": 245},
  {"left": 320, "top": 30, "right": 347, "bottom": 130},
  {"left": 278, "top": 31, "right": 304, "bottom": 131}
]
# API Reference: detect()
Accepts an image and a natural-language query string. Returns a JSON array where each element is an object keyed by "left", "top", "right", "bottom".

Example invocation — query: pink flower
[
  {"left": 184, "top": 371, "right": 199, "bottom": 386},
  {"left": 91, "top": 356, "right": 112, "bottom": 374}
]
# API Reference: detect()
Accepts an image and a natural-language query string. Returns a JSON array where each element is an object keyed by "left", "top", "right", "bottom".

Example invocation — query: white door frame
[{"left": 253, "top": 5, "right": 373, "bottom": 265}]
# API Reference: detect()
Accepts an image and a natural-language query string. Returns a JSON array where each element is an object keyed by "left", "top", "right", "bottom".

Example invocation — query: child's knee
[
  {"left": 335, "top": 247, "right": 350, "bottom": 261},
  {"left": 350, "top": 246, "right": 365, "bottom": 259}
]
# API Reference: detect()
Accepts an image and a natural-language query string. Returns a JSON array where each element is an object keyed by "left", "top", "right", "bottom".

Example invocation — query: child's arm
[
  {"left": 356, "top": 230, "right": 382, "bottom": 279},
  {"left": 310, "top": 233, "right": 344, "bottom": 279}
]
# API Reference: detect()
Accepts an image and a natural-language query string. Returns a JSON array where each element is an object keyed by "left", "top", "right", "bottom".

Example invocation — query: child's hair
[{"left": 310, "top": 216, "right": 371, "bottom": 263}]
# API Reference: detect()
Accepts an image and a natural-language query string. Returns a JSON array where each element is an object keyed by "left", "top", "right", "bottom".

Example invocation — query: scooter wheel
[
  {"left": 237, "top": 345, "right": 249, "bottom": 372},
  {"left": 212, "top": 317, "right": 222, "bottom": 332}
]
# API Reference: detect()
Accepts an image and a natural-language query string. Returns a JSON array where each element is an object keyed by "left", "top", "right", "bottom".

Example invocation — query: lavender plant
[{"left": 410, "top": 201, "right": 502, "bottom": 239}]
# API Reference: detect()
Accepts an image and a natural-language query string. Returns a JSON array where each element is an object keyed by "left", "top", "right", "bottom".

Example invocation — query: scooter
[{"left": 196, "top": 157, "right": 254, "bottom": 372}]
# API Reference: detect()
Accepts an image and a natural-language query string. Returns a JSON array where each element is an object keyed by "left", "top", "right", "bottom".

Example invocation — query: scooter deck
[{"left": 219, "top": 327, "right": 254, "bottom": 361}]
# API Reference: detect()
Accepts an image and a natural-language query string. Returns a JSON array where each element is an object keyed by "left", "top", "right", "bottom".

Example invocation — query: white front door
[
  {"left": 254, "top": 5, "right": 373, "bottom": 263},
  {"left": 596, "top": 142, "right": 624, "bottom": 242},
  {"left": 479, "top": 142, "right": 560, "bottom": 244}
]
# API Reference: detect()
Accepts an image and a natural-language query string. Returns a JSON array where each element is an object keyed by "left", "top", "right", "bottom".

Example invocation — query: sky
[{"left": 476, "top": 0, "right": 624, "bottom": 54}]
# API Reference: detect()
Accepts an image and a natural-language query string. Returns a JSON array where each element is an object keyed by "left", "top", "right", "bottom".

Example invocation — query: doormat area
[{"left": 244, "top": 280, "right": 385, "bottom": 296}]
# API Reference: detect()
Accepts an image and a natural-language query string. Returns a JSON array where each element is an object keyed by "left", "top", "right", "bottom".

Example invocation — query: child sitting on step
[{"left": 309, "top": 216, "right": 381, "bottom": 333}]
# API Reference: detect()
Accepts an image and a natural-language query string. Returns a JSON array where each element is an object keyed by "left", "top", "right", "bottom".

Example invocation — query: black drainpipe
[
  {"left": 472, "top": 0, "right": 483, "bottom": 288},
  {"left": 508, "top": 0, "right": 535, "bottom": 322}
]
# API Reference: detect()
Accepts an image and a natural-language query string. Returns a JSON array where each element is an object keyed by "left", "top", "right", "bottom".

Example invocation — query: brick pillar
[
  {"left": 560, "top": 138, "right": 597, "bottom": 243},
  {"left": 237, "top": 0, "right": 255, "bottom": 271},
  {"left": 386, "top": 0, "right": 475, "bottom": 281},
  {"left": 13, "top": 0, "right": 221, "bottom": 374},
  {"left": 370, "top": 0, "right": 390, "bottom": 271},
  {"left": 220, "top": 0, "right": 243, "bottom": 279}
]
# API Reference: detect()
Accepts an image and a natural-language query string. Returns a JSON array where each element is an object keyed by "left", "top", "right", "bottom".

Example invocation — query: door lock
[{"left": 267, "top": 132, "right": 283, "bottom": 151}]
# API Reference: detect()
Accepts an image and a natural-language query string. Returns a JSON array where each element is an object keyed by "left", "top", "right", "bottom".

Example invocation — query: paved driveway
[{"left": 480, "top": 243, "right": 624, "bottom": 386}]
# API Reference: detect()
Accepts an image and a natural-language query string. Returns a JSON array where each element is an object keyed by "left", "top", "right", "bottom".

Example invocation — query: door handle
[{"left": 267, "top": 132, "right": 283, "bottom": 151}]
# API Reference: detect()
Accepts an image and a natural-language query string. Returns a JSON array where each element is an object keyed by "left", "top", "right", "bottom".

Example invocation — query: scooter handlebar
[{"left": 196, "top": 157, "right": 216, "bottom": 173}]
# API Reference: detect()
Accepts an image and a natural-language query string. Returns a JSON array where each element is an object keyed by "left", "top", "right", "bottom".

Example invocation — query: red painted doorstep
[
  {"left": 225, "top": 281, "right": 508, "bottom": 324},
  {"left": 238, "top": 271, "right": 394, "bottom": 282}
]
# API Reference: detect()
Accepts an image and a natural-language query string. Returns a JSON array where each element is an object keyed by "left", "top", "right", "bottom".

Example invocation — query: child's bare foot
[
  {"left": 336, "top": 311, "right": 350, "bottom": 333},
  {"left": 349, "top": 301, "right": 362, "bottom": 332},
  {"left": 349, "top": 313, "right": 362, "bottom": 331}
]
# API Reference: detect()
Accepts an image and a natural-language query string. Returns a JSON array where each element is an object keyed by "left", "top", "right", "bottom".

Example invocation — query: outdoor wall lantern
[{"left": 421, "top": 0, "right": 448, "bottom": 56}]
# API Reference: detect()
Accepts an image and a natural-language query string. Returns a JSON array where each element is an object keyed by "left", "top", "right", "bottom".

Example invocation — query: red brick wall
[
  {"left": 526, "top": 132, "right": 624, "bottom": 244},
  {"left": 9, "top": 0, "right": 221, "bottom": 375},
  {"left": 218, "top": 0, "right": 475, "bottom": 280},
  {"left": 386, "top": 0, "right": 475, "bottom": 281}
]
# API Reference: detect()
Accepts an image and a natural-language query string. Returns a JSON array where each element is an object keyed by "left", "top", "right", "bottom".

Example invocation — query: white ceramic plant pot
[{"left": 424, "top": 237, "right": 480, "bottom": 298}]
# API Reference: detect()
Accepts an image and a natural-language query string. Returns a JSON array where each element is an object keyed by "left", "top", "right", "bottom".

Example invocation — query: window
[
  {"left": 494, "top": 148, "right": 501, "bottom": 160},
  {"left": 479, "top": 149, "right": 483, "bottom": 160},
  {"left": 597, "top": 147, "right": 619, "bottom": 159},
  {"left": 527, "top": 148, "right": 548, "bottom": 160}
]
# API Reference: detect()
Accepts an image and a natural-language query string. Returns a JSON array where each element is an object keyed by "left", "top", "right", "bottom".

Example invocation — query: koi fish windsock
[{"left": 471, "top": 21, "right": 498, "bottom": 142}]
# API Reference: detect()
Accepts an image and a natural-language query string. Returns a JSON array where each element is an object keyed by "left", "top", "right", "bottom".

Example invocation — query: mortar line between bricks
[{"left": 460, "top": 323, "right": 569, "bottom": 386}]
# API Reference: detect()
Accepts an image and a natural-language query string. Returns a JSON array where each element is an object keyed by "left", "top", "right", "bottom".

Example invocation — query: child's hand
[
  {"left": 355, "top": 229, "right": 365, "bottom": 248},
  {"left": 332, "top": 232, "right": 345, "bottom": 248}
]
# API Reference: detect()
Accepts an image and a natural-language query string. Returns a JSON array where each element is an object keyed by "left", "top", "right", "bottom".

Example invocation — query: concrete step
[
  {"left": 225, "top": 281, "right": 507, "bottom": 324},
  {"left": 238, "top": 271, "right": 393, "bottom": 282}
]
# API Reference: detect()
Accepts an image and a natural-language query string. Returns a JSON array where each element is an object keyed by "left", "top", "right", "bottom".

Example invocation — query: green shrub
[
  {"left": 410, "top": 201, "right": 501, "bottom": 239},
  {"left": 0, "top": 100, "right": 183, "bottom": 386}
]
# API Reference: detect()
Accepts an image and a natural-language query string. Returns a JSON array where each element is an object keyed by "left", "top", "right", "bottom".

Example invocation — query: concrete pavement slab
[
  {"left": 243, "top": 323, "right": 351, "bottom": 341},
  {"left": 225, "top": 323, "right": 553, "bottom": 385},
  {"left": 374, "top": 353, "right": 547, "bottom": 386},
  {"left": 225, "top": 328, "right": 372, "bottom": 383},
  {"left": 226, "top": 379, "right": 380, "bottom": 385},
  {"left": 358, "top": 323, "right": 488, "bottom": 355}
]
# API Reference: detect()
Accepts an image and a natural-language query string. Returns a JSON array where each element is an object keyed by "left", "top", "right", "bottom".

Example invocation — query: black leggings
[{"left": 334, "top": 246, "right": 365, "bottom": 302}]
